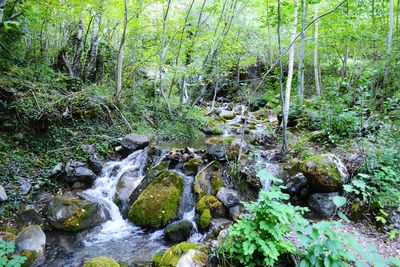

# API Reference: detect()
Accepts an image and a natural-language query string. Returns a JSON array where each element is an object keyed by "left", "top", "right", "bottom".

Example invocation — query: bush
[{"left": 0, "top": 240, "right": 27, "bottom": 267}]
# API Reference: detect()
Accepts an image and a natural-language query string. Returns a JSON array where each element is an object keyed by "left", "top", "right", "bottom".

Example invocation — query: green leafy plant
[{"left": 0, "top": 240, "right": 27, "bottom": 267}]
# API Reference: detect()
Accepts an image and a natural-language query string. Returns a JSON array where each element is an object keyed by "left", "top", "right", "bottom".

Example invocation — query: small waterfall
[{"left": 83, "top": 149, "right": 149, "bottom": 244}]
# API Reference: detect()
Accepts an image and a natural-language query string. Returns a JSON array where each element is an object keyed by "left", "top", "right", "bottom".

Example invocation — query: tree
[
  {"left": 314, "top": 4, "right": 321, "bottom": 97},
  {"left": 384, "top": 0, "right": 394, "bottom": 85},
  {"left": 115, "top": 0, "right": 128, "bottom": 101},
  {"left": 297, "top": 0, "right": 308, "bottom": 103}
]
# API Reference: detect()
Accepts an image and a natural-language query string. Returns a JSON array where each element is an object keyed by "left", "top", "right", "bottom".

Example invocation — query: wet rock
[
  {"left": 301, "top": 154, "right": 349, "bottom": 192},
  {"left": 238, "top": 164, "right": 260, "bottom": 189},
  {"left": 229, "top": 205, "right": 242, "bottom": 220},
  {"left": 83, "top": 256, "right": 120, "bottom": 267},
  {"left": 15, "top": 225, "right": 46, "bottom": 263},
  {"left": 0, "top": 185, "right": 7, "bottom": 201},
  {"left": 250, "top": 131, "right": 276, "bottom": 147},
  {"left": 121, "top": 134, "right": 150, "bottom": 153},
  {"left": 308, "top": 192, "right": 338, "bottom": 217},
  {"left": 388, "top": 209, "right": 400, "bottom": 229},
  {"left": 153, "top": 242, "right": 205, "bottom": 267},
  {"left": 16, "top": 209, "right": 44, "bottom": 228},
  {"left": 177, "top": 249, "right": 207, "bottom": 267},
  {"left": 49, "top": 162, "right": 64, "bottom": 178},
  {"left": 219, "top": 110, "right": 236, "bottom": 120},
  {"left": 88, "top": 154, "right": 103, "bottom": 174},
  {"left": 193, "top": 162, "right": 223, "bottom": 200},
  {"left": 46, "top": 195, "right": 105, "bottom": 231},
  {"left": 64, "top": 160, "right": 96, "bottom": 186},
  {"left": 128, "top": 169, "right": 184, "bottom": 228},
  {"left": 196, "top": 195, "right": 227, "bottom": 231},
  {"left": 164, "top": 220, "right": 193, "bottom": 243},
  {"left": 19, "top": 179, "right": 32, "bottom": 195},
  {"left": 183, "top": 157, "right": 203, "bottom": 175},
  {"left": 203, "top": 218, "right": 233, "bottom": 242},
  {"left": 216, "top": 187, "right": 242, "bottom": 208},
  {"left": 284, "top": 173, "right": 308, "bottom": 198},
  {"left": 81, "top": 144, "right": 97, "bottom": 155},
  {"left": 205, "top": 137, "right": 247, "bottom": 161}
]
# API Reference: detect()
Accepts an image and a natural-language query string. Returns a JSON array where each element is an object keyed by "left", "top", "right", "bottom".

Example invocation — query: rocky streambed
[{"left": 2, "top": 101, "right": 388, "bottom": 267}]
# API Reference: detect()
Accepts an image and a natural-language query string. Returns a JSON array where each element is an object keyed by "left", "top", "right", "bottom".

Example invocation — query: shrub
[{"left": 0, "top": 240, "right": 27, "bottom": 267}]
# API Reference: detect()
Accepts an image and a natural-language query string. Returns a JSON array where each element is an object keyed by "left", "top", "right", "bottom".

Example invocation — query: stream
[{"left": 38, "top": 102, "right": 278, "bottom": 267}]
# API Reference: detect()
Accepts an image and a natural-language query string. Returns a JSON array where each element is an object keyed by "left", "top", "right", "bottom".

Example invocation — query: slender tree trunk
[
  {"left": 72, "top": 18, "right": 84, "bottom": 76},
  {"left": 297, "top": 0, "right": 308, "bottom": 102},
  {"left": 314, "top": 4, "right": 321, "bottom": 97},
  {"left": 159, "top": 0, "right": 173, "bottom": 115},
  {"left": 341, "top": 40, "right": 350, "bottom": 79},
  {"left": 0, "top": 0, "right": 7, "bottom": 24},
  {"left": 277, "top": 0, "right": 286, "bottom": 153},
  {"left": 266, "top": 0, "right": 273, "bottom": 66},
  {"left": 282, "top": 0, "right": 299, "bottom": 154},
  {"left": 384, "top": 0, "right": 394, "bottom": 85},
  {"left": 115, "top": 0, "right": 128, "bottom": 101},
  {"left": 86, "top": 9, "right": 102, "bottom": 81}
]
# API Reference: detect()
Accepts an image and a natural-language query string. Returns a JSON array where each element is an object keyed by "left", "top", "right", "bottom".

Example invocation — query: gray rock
[
  {"left": 0, "top": 185, "right": 7, "bottom": 201},
  {"left": 308, "top": 192, "right": 338, "bottom": 217},
  {"left": 164, "top": 220, "right": 193, "bottom": 243},
  {"left": 229, "top": 205, "right": 242, "bottom": 219},
  {"left": 177, "top": 249, "right": 207, "bottom": 267},
  {"left": 121, "top": 134, "right": 150, "bottom": 153},
  {"left": 88, "top": 154, "right": 103, "bottom": 174},
  {"left": 284, "top": 173, "right": 308, "bottom": 197},
  {"left": 17, "top": 209, "right": 44, "bottom": 228},
  {"left": 19, "top": 179, "right": 32, "bottom": 195},
  {"left": 65, "top": 160, "right": 96, "bottom": 185},
  {"left": 49, "top": 162, "right": 64, "bottom": 178},
  {"left": 217, "top": 187, "right": 242, "bottom": 208},
  {"left": 16, "top": 225, "right": 46, "bottom": 259},
  {"left": 388, "top": 210, "right": 400, "bottom": 229},
  {"left": 81, "top": 144, "right": 97, "bottom": 155}
]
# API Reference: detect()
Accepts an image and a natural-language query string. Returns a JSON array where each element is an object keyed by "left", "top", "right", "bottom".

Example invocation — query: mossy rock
[
  {"left": 128, "top": 170, "right": 184, "bottom": 228},
  {"left": 83, "top": 256, "right": 120, "bottom": 267},
  {"left": 153, "top": 242, "right": 205, "bottom": 267},
  {"left": 196, "top": 195, "right": 227, "bottom": 230},
  {"left": 193, "top": 171, "right": 208, "bottom": 201},
  {"left": 300, "top": 154, "right": 349, "bottom": 192},
  {"left": 198, "top": 209, "right": 211, "bottom": 230},
  {"left": 205, "top": 137, "right": 247, "bottom": 161},
  {"left": 152, "top": 251, "right": 164, "bottom": 266},
  {"left": 46, "top": 195, "right": 103, "bottom": 231},
  {"left": 164, "top": 220, "right": 193, "bottom": 243},
  {"left": 210, "top": 174, "right": 223, "bottom": 195},
  {"left": 183, "top": 158, "right": 203, "bottom": 175}
]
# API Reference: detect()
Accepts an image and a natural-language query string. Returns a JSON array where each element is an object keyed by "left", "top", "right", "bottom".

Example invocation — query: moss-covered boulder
[
  {"left": 219, "top": 110, "right": 236, "bottom": 120},
  {"left": 164, "top": 220, "right": 193, "bottom": 243},
  {"left": 183, "top": 158, "right": 203, "bottom": 175},
  {"left": 15, "top": 225, "right": 46, "bottom": 265},
  {"left": 205, "top": 137, "right": 248, "bottom": 161},
  {"left": 153, "top": 242, "right": 205, "bottom": 267},
  {"left": 300, "top": 154, "right": 349, "bottom": 192},
  {"left": 128, "top": 170, "right": 184, "bottom": 228},
  {"left": 177, "top": 249, "right": 207, "bottom": 267},
  {"left": 83, "top": 256, "right": 120, "bottom": 267},
  {"left": 46, "top": 195, "right": 105, "bottom": 231},
  {"left": 193, "top": 161, "right": 223, "bottom": 201},
  {"left": 196, "top": 195, "right": 227, "bottom": 230}
]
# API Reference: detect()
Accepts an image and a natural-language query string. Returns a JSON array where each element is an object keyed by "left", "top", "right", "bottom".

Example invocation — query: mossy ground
[{"left": 128, "top": 170, "right": 184, "bottom": 228}]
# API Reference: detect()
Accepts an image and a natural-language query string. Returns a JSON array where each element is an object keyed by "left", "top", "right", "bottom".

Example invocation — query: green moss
[
  {"left": 195, "top": 195, "right": 222, "bottom": 213},
  {"left": 63, "top": 202, "right": 98, "bottom": 231},
  {"left": 183, "top": 158, "right": 203, "bottom": 175},
  {"left": 128, "top": 170, "right": 184, "bottom": 228},
  {"left": 152, "top": 251, "right": 164, "bottom": 266},
  {"left": 83, "top": 257, "right": 120, "bottom": 267},
  {"left": 206, "top": 137, "right": 235, "bottom": 146},
  {"left": 193, "top": 171, "right": 208, "bottom": 201},
  {"left": 156, "top": 242, "right": 204, "bottom": 267},
  {"left": 210, "top": 174, "right": 223, "bottom": 194},
  {"left": 198, "top": 209, "right": 211, "bottom": 230}
]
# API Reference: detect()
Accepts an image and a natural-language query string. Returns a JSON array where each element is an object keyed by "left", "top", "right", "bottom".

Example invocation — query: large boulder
[
  {"left": 300, "top": 154, "right": 349, "bottom": 192},
  {"left": 0, "top": 185, "right": 7, "bottom": 201},
  {"left": 205, "top": 137, "right": 248, "bottom": 161},
  {"left": 308, "top": 192, "right": 338, "bottom": 217},
  {"left": 121, "top": 134, "right": 150, "bottom": 153},
  {"left": 83, "top": 257, "right": 120, "bottom": 267},
  {"left": 88, "top": 154, "right": 103, "bottom": 174},
  {"left": 216, "top": 187, "right": 242, "bottom": 208},
  {"left": 15, "top": 225, "right": 46, "bottom": 263},
  {"left": 46, "top": 195, "right": 105, "bottom": 231},
  {"left": 153, "top": 242, "right": 205, "bottom": 267},
  {"left": 64, "top": 160, "right": 97, "bottom": 186},
  {"left": 128, "top": 170, "right": 184, "bottom": 228},
  {"left": 164, "top": 220, "right": 193, "bottom": 243}
]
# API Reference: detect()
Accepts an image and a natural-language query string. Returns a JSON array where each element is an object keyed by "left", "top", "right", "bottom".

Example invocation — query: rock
[
  {"left": 301, "top": 154, "right": 349, "bottom": 192},
  {"left": 238, "top": 164, "right": 260, "bottom": 189},
  {"left": 83, "top": 257, "right": 120, "bottom": 267},
  {"left": 308, "top": 192, "right": 339, "bottom": 217},
  {"left": 250, "top": 131, "right": 276, "bottom": 147},
  {"left": 153, "top": 242, "right": 205, "bottom": 267},
  {"left": 49, "top": 162, "right": 64, "bottom": 178},
  {"left": 219, "top": 110, "right": 236, "bottom": 120},
  {"left": 121, "top": 134, "right": 150, "bottom": 153},
  {"left": 193, "top": 162, "right": 223, "bottom": 200},
  {"left": 19, "top": 179, "right": 32, "bottom": 196},
  {"left": 216, "top": 187, "right": 242, "bottom": 208},
  {"left": 81, "top": 144, "right": 97, "bottom": 155},
  {"left": 164, "top": 220, "right": 193, "bottom": 243},
  {"left": 128, "top": 169, "right": 184, "bottom": 228},
  {"left": 88, "top": 154, "right": 103, "bottom": 174},
  {"left": 284, "top": 173, "right": 308, "bottom": 198},
  {"left": 195, "top": 195, "right": 227, "bottom": 231},
  {"left": 16, "top": 209, "right": 44, "bottom": 228},
  {"left": 203, "top": 218, "right": 233, "bottom": 242},
  {"left": 205, "top": 137, "right": 247, "bottom": 161},
  {"left": 46, "top": 195, "right": 106, "bottom": 231},
  {"left": 177, "top": 249, "right": 207, "bottom": 267},
  {"left": 229, "top": 205, "right": 242, "bottom": 220},
  {"left": 388, "top": 209, "right": 400, "bottom": 229},
  {"left": 13, "top": 132, "right": 24, "bottom": 140},
  {"left": 0, "top": 185, "right": 7, "bottom": 201},
  {"left": 15, "top": 225, "right": 46, "bottom": 262},
  {"left": 65, "top": 160, "right": 97, "bottom": 186},
  {"left": 183, "top": 157, "right": 203, "bottom": 175}
]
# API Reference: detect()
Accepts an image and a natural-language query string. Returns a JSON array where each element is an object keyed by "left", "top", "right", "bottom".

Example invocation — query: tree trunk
[
  {"left": 297, "top": 0, "right": 308, "bottom": 102},
  {"left": 277, "top": 0, "right": 286, "bottom": 153},
  {"left": 0, "top": 0, "right": 7, "bottom": 24},
  {"left": 314, "top": 4, "right": 321, "bottom": 97},
  {"left": 384, "top": 0, "right": 394, "bottom": 85},
  {"left": 282, "top": 0, "right": 299, "bottom": 154},
  {"left": 85, "top": 10, "right": 102, "bottom": 81},
  {"left": 115, "top": 0, "right": 128, "bottom": 101},
  {"left": 72, "top": 18, "right": 84, "bottom": 76},
  {"left": 266, "top": 0, "right": 273, "bottom": 66},
  {"left": 341, "top": 40, "right": 350, "bottom": 79}
]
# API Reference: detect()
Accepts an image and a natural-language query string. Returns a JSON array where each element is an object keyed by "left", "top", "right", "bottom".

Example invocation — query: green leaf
[
  {"left": 332, "top": 196, "right": 347, "bottom": 208},
  {"left": 338, "top": 211, "right": 350, "bottom": 223}
]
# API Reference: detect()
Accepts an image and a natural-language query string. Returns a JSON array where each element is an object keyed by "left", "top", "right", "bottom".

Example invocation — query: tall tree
[
  {"left": 115, "top": 0, "right": 128, "bottom": 101},
  {"left": 384, "top": 0, "right": 394, "bottom": 85},
  {"left": 314, "top": 4, "right": 321, "bottom": 97},
  {"left": 85, "top": 4, "right": 103, "bottom": 81},
  {"left": 297, "top": 0, "right": 308, "bottom": 103}
]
